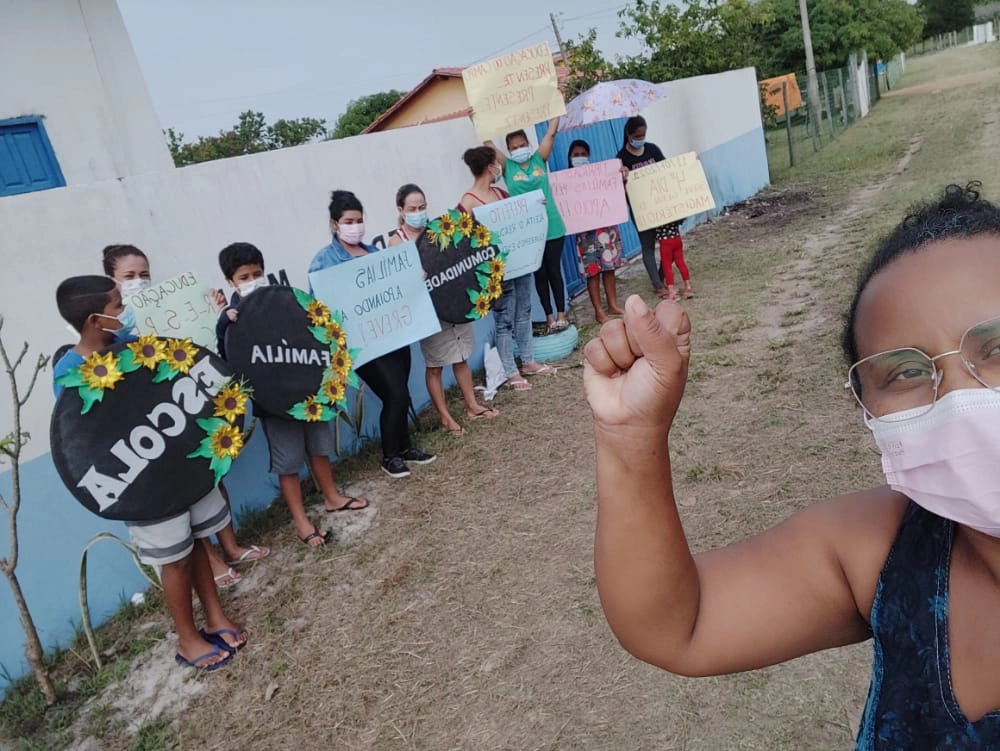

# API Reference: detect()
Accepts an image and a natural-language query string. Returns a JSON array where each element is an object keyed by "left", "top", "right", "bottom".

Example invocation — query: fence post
[
  {"left": 838, "top": 68, "right": 847, "bottom": 124},
  {"left": 822, "top": 73, "right": 834, "bottom": 139},
  {"left": 782, "top": 80, "right": 795, "bottom": 167}
]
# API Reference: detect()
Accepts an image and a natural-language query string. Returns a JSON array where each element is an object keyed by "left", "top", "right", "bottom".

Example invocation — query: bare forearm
[{"left": 594, "top": 424, "right": 701, "bottom": 667}]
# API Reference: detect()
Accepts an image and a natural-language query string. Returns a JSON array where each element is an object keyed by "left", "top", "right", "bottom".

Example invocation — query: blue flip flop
[
  {"left": 199, "top": 627, "right": 248, "bottom": 654},
  {"left": 175, "top": 643, "right": 233, "bottom": 672}
]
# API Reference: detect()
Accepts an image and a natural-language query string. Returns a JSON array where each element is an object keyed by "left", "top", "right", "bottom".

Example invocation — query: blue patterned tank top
[{"left": 857, "top": 503, "right": 1000, "bottom": 749}]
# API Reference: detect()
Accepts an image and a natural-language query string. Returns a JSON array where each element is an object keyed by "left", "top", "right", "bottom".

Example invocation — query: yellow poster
[
  {"left": 463, "top": 42, "right": 567, "bottom": 140},
  {"left": 625, "top": 152, "right": 716, "bottom": 231}
]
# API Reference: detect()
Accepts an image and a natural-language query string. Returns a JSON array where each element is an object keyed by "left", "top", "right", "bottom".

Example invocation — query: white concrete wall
[{"left": 0, "top": 0, "right": 173, "bottom": 184}]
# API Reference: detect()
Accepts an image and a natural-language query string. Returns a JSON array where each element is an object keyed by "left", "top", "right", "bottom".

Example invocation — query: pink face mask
[
  {"left": 866, "top": 389, "right": 1000, "bottom": 536},
  {"left": 338, "top": 222, "right": 365, "bottom": 246}
]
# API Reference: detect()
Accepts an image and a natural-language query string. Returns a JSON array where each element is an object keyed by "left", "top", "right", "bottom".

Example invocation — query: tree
[
  {"left": 0, "top": 318, "right": 56, "bottom": 705},
  {"left": 917, "top": 0, "right": 976, "bottom": 37},
  {"left": 329, "top": 90, "right": 405, "bottom": 139},
  {"left": 562, "top": 29, "right": 619, "bottom": 97},
  {"left": 166, "top": 111, "right": 327, "bottom": 167}
]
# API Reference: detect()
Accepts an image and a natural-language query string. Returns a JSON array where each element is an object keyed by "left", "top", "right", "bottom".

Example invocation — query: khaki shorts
[
  {"left": 420, "top": 321, "right": 474, "bottom": 368},
  {"left": 125, "top": 487, "right": 231, "bottom": 566}
]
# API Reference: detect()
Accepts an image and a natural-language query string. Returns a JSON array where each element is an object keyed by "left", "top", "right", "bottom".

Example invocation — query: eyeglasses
[{"left": 846, "top": 315, "right": 1000, "bottom": 422}]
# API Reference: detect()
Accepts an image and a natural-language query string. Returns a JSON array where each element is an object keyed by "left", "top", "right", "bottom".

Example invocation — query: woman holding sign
[
  {"left": 617, "top": 116, "right": 694, "bottom": 302},
  {"left": 103, "top": 244, "right": 270, "bottom": 588},
  {"left": 494, "top": 117, "right": 570, "bottom": 333},
  {"left": 565, "top": 140, "right": 625, "bottom": 324},
  {"left": 309, "top": 190, "right": 436, "bottom": 478}
]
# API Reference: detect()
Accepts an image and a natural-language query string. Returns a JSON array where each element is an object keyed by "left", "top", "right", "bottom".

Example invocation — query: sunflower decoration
[
  {"left": 468, "top": 293, "right": 492, "bottom": 320},
  {"left": 321, "top": 376, "right": 348, "bottom": 407},
  {"left": 188, "top": 417, "right": 246, "bottom": 485},
  {"left": 471, "top": 223, "right": 494, "bottom": 249},
  {"left": 153, "top": 338, "right": 199, "bottom": 382},
  {"left": 305, "top": 299, "right": 332, "bottom": 327},
  {"left": 287, "top": 395, "right": 331, "bottom": 423},
  {"left": 55, "top": 350, "right": 128, "bottom": 414},
  {"left": 488, "top": 257, "right": 505, "bottom": 277},
  {"left": 212, "top": 381, "right": 251, "bottom": 424},
  {"left": 324, "top": 320, "right": 347, "bottom": 349},
  {"left": 125, "top": 335, "right": 166, "bottom": 371},
  {"left": 428, "top": 211, "right": 461, "bottom": 249},
  {"left": 331, "top": 347, "right": 353, "bottom": 378},
  {"left": 486, "top": 276, "right": 503, "bottom": 301},
  {"left": 456, "top": 212, "right": 475, "bottom": 239}
]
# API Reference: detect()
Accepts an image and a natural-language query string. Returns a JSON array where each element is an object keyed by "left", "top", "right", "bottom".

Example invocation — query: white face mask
[
  {"left": 237, "top": 278, "right": 268, "bottom": 297},
  {"left": 509, "top": 147, "right": 533, "bottom": 164},
  {"left": 570, "top": 156, "right": 590, "bottom": 168},
  {"left": 120, "top": 278, "right": 151, "bottom": 296},
  {"left": 866, "top": 388, "right": 1000, "bottom": 536}
]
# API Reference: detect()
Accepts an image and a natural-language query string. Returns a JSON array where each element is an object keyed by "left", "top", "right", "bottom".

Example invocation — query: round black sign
[
  {"left": 50, "top": 338, "right": 248, "bottom": 522},
  {"left": 224, "top": 285, "right": 354, "bottom": 422},
  {"left": 418, "top": 209, "right": 506, "bottom": 324}
]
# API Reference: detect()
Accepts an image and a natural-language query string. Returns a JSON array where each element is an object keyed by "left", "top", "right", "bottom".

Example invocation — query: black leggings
[
  {"left": 534, "top": 236, "right": 567, "bottom": 316},
  {"left": 354, "top": 346, "right": 412, "bottom": 459}
]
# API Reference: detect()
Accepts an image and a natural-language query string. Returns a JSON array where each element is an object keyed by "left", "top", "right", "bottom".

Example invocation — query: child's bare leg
[
  {"left": 426, "top": 365, "right": 461, "bottom": 432},
  {"left": 587, "top": 276, "right": 608, "bottom": 323},
  {"left": 161, "top": 556, "right": 226, "bottom": 665},
  {"left": 202, "top": 538, "right": 239, "bottom": 586},
  {"left": 311, "top": 455, "right": 365, "bottom": 511},
  {"left": 190, "top": 540, "right": 246, "bottom": 650},
  {"left": 454, "top": 361, "right": 492, "bottom": 416},
  {"left": 279, "top": 473, "right": 323, "bottom": 546},
  {"left": 215, "top": 483, "right": 266, "bottom": 564},
  {"left": 604, "top": 271, "right": 624, "bottom": 314}
]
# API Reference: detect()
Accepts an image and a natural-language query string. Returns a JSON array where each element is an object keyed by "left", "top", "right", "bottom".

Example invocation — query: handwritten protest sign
[
  {"left": 625, "top": 152, "right": 716, "bottom": 231},
  {"left": 308, "top": 242, "right": 439, "bottom": 367},
  {"left": 472, "top": 190, "right": 548, "bottom": 281},
  {"left": 463, "top": 42, "right": 567, "bottom": 140},
  {"left": 127, "top": 271, "right": 222, "bottom": 350},
  {"left": 549, "top": 159, "right": 629, "bottom": 235}
]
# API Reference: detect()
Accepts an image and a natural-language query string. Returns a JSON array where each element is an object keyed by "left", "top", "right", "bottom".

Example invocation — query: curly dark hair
[
  {"left": 462, "top": 146, "right": 498, "bottom": 177},
  {"left": 328, "top": 190, "right": 364, "bottom": 221},
  {"left": 842, "top": 181, "right": 1000, "bottom": 367}
]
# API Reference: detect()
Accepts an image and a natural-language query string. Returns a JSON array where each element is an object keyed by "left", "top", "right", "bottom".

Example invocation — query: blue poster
[
  {"left": 473, "top": 190, "right": 548, "bottom": 280},
  {"left": 308, "top": 242, "right": 441, "bottom": 367}
]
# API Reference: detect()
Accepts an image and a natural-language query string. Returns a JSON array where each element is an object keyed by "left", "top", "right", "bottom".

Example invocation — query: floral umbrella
[{"left": 559, "top": 79, "right": 665, "bottom": 131}]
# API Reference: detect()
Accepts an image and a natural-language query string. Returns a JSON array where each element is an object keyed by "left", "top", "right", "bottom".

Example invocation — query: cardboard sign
[
  {"left": 308, "top": 243, "right": 440, "bottom": 367},
  {"left": 127, "top": 271, "right": 222, "bottom": 350},
  {"left": 549, "top": 159, "right": 629, "bottom": 235},
  {"left": 625, "top": 152, "right": 717, "bottom": 231},
  {"left": 472, "top": 190, "right": 548, "bottom": 281},
  {"left": 417, "top": 210, "right": 505, "bottom": 324},
  {"left": 51, "top": 340, "right": 247, "bottom": 521},
  {"left": 463, "top": 42, "right": 567, "bottom": 140},
  {"left": 225, "top": 286, "right": 357, "bottom": 423}
]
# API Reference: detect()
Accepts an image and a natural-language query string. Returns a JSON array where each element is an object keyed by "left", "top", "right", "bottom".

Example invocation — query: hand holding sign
[
  {"left": 625, "top": 152, "right": 716, "bottom": 231},
  {"left": 127, "top": 271, "right": 224, "bottom": 351}
]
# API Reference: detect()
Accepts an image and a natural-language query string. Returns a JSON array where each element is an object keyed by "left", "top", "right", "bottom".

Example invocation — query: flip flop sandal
[
  {"left": 466, "top": 407, "right": 499, "bottom": 420},
  {"left": 200, "top": 627, "right": 249, "bottom": 654},
  {"left": 299, "top": 529, "right": 330, "bottom": 547},
  {"left": 523, "top": 364, "right": 557, "bottom": 376},
  {"left": 508, "top": 376, "right": 532, "bottom": 391},
  {"left": 175, "top": 644, "right": 233, "bottom": 672},
  {"left": 442, "top": 426, "right": 465, "bottom": 437},
  {"left": 213, "top": 567, "right": 241, "bottom": 588},
  {"left": 225, "top": 545, "right": 271, "bottom": 566},
  {"left": 327, "top": 496, "right": 370, "bottom": 513}
]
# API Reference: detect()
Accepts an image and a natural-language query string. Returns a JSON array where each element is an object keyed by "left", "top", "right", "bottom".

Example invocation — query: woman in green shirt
[{"left": 495, "top": 117, "right": 570, "bottom": 332}]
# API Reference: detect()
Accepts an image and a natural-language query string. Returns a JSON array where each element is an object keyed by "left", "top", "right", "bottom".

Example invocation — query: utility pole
[
  {"left": 798, "top": 0, "right": 824, "bottom": 144},
  {"left": 550, "top": 12, "right": 568, "bottom": 65}
]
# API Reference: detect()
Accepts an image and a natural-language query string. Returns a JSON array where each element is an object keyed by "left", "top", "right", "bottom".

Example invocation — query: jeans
[
  {"left": 638, "top": 228, "right": 663, "bottom": 290},
  {"left": 493, "top": 275, "right": 535, "bottom": 376},
  {"left": 354, "top": 346, "right": 412, "bottom": 458}
]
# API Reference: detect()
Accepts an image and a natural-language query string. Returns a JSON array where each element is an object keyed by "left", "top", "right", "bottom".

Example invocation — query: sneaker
[
  {"left": 401, "top": 447, "right": 437, "bottom": 465},
  {"left": 381, "top": 456, "right": 411, "bottom": 478}
]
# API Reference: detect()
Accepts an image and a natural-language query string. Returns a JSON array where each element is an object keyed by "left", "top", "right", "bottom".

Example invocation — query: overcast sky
[{"left": 117, "top": 0, "right": 644, "bottom": 139}]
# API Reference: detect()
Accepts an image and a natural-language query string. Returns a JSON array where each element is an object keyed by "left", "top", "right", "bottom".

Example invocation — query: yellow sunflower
[
  {"left": 489, "top": 271, "right": 504, "bottom": 288},
  {"left": 473, "top": 224, "right": 493, "bottom": 246},
  {"left": 323, "top": 377, "right": 347, "bottom": 405},
  {"left": 424, "top": 229, "right": 440, "bottom": 246},
  {"left": 209, "top": 423, "right": 244, "bottom": 459},
  {"left": 127, "top": 335, "right": 166, "bottom": 370},
  {"left": 303, "top": 396, "right": 326, "bottom": 422},
  {"left": 325, "top": 321, "right": 347, "bottom": 348},
  {"left": 306, "top": 300, "right": 331, "bottom": 327},
  {"left": 457, "top": 212, "right": 474, "bottom": 236},
  {"left": 437, "top": 213, "right": 457, "bottom": 239},
  {"left": 213, "top": 383, "right": 248, "bottom": 423},
  {"left": 488, "top": 257, "right": 504, "bottom": 276},
  {"left": 473, "top": 294, "right": 491, "bottom": 318},
  {"left": 331, "top": 349, "right": 353, "bottom": 377},
  {"left": 79, "top": 351, "right": 124, "bottom": 391},
  {"left": 487, "top": 277, "right": 503, "bottom": 301},
  {"left": 164, "top": 338, "right": 199, "bottom": 374}
]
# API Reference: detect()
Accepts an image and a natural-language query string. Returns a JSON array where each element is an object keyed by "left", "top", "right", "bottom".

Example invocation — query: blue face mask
[
  {"left": 98, "top": 305, "right": 136, "bottom": 342},
  {"left": 510, "top": 147, "right": 533, "bottom": 164},
  {"left": 629, "top": 139, "right": 645, "bottom": 150},
  {"left": 570, "top": 156, "right": 590, "bottom": 168},
  {"left": 403, "top": 210, "right": 428, "bottom": 229}
]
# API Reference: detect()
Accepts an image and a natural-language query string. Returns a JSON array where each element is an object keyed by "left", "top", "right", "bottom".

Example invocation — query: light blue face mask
[
  {"left": 510, "top": 147, "right": 533, "bottom": 164},
  {"left": 98, "top": 306, "right": 136, "bottom": 342},
  {"left": 404, "top": 210, "right": 428, "bottom": 229},
  {"left": 629, "top": 139, "right": 645, "bottom": 150},
  {"left": 571, "top": 156, "right": 590, "bottom": 168}
]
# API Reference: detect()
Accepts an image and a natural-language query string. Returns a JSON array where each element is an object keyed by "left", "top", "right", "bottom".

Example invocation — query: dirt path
[{"left": 883, "top": 65, "right": 1000, "bottom": 97}]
